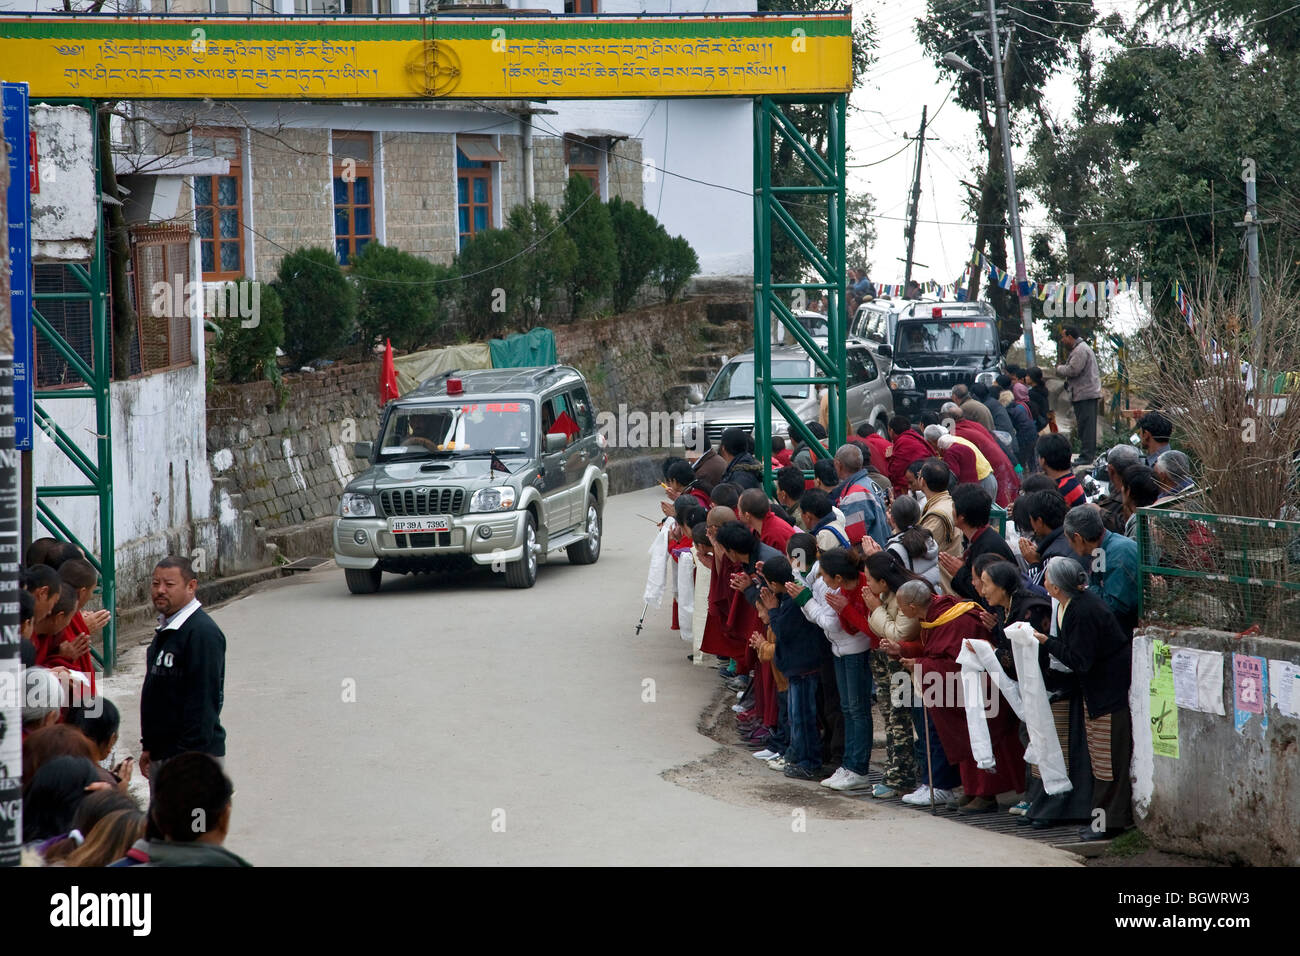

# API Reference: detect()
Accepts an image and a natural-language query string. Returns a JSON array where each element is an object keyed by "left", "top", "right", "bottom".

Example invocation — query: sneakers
[
  {"left": 824, "top": 769, "right": 872, "bottom": 792},
  {"left": 903, "top": 785, "right": 957, "bottom": 806},
  {"left": 819, "top": 767, "right": 851, "bottom": 788},
  {"left": 752, "top": 749, "right": 779, "bottom": 761},
  {"left": 1008, "top": 800, "right": 1031, "bottom": 816},
  {"left": 957, "top": 796, "right": 998, "bottom": 814},
  {"left": 783, "top": 763, "right": 819, "bottom": 780},
  {"left": 871, "top": 783, "right": 899, "bottom": 799},
  {"left": 766, "top": 756, "right": 787, "bottom": 771}
]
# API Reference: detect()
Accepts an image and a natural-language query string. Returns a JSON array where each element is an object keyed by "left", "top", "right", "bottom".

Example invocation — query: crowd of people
[
  {"left": 16, "top": 542, "right": 246, "bottom": 867},
  {"left": 652, "top": 372, "right": 1161, "bottom": 841}
]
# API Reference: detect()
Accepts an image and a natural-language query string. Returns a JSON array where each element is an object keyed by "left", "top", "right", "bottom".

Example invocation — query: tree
[
  {"left": 607, "top": 196, "right": 667, "bottom": 313},
  {"left": 917, "top": 1, "right": 1096, "bottom": 338},
  {"left": 274, "top": 246, "right": 356, "bottom": 365},
  {"left": 350, "top": 243, "right": 453, "bottom": 352},
  {"left": 560, "top": 175, "right": 617, "bottom": 319},
  {"left": 659, "top": 235, "right": 699, "bottom": 303},
  {"left": 211, "top": 280, "right": 283, "bottom": 385},
  {"left": 845, "top": 191, "right": 877, "bottom": 274},
  {"left": 453, "top": 228, "right": 525, "bottom": 341},
  {"left": 506, "top": 201, "right": 577, "bottom": 327}
]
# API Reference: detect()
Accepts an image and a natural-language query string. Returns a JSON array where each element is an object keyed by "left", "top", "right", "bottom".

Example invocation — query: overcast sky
[{"left": 849, "top": 0, "right": 1142, "bottom": 289}]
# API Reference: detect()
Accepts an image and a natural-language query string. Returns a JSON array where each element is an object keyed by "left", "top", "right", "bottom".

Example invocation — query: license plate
[
  {"left": 926, "top": 389, "right": 951, "bottom": 400},
  {"left": 390, "top": 516, "right": 451, "bottom": 534}
]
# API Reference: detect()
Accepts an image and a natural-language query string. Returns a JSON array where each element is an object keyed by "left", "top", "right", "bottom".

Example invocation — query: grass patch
[{"left": 1106, "top": 828, "right": 1150, "bottom": 858}]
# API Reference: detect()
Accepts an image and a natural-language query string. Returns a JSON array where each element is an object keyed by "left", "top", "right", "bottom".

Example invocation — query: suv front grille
[
  {"left": 381, "top": 488, "right": 465, "bottom": 517},
  {"left": 705, "top": 422, "right": 752, "bottom": 447}
]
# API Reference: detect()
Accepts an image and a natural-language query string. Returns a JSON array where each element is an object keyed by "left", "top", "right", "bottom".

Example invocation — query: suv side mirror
[
  {"left": 545, "top": 432, "right": 567, "bottom": 453},
  {"left": 687, "top": 385, "right": 704, "bottom": 405},
  {"left": 353, "top": 441, "right": 373, "bottom": 459},
  {"left": 877, "top": 344, "right": 892, "bottom": 357}
]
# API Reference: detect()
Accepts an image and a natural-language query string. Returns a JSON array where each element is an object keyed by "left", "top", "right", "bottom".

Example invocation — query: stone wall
[
  {"left": 607, "top": 138, "right": 644, "bottom": 207},
  {"left": 206, "top": 362, "right": 381, "bottom": 530},
  {"left": 498, "top": 133, "right": 526, "bottom": 215},
  {"left": 382, "top": 130, "right": 457, "bottom": 266},
  {"left": 249, "top": 128, "right": 333, "bottom": 281},
  {"left": 553, "top": 294, "right": 752, "bottom": 431},
  {"left": 533, "top": 136, "right": 567, "bottom": 212}
]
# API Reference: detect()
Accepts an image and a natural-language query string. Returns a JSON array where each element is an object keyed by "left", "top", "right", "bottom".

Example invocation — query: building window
[
  {"left": 457, "top": 136, "right": 503, "bottom": 250},
  {"left": 333, "top": 131, "right": 374, "bottom": 266},
  {"left": 296, "top": 0, "right": 391, "bottom": 13},
  {"left": 191, "top": 130, "right": 244, "bottom": 281},
  {"left": 565, "top": 136, "right": 601, "bottom": 193},
  {"left": 564, "top": 0, "right": 598, "bottom": 11}
]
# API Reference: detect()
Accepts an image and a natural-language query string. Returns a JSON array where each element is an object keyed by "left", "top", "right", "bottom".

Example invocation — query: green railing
[{"left": 1136, "top": 506, "right": 1300, "bottom": 637}]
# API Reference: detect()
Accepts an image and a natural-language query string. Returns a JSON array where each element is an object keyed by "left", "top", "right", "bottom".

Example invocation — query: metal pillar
[
  {"left": 752, "top": 95, "right": 848, "bottom": 494},
  {"left": 31, "top": 99, "right": 116, "bottom": 674}
]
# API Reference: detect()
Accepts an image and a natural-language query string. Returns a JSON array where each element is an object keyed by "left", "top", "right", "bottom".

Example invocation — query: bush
[
  {"left": 608, "top": 196, "right": 668, "bottom": 313},
  {"left": 274, "top": 246, "right": 356, "bottom": 365},
  {"left": 561, "top": 175, "right": 617, "bottom": 319},
  {"left": 453, "top": 228, "right": 525, "bottom": 341},
  {"left": 507, "top": 201, "right": 577, "bottom": 327},
  {"left": 659, "top": 234, "right": 699, "bottom": 303},
  {"left": 350, "top": 243, "right": 454, "bottom": 352},
  {"left": 211, "top": 280, "right": 283, "bottom": 385}
]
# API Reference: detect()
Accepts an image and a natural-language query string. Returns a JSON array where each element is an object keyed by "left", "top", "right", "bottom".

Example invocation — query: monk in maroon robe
[{"left": 888, "top": 588, "right": 1026, "bottom": 800}]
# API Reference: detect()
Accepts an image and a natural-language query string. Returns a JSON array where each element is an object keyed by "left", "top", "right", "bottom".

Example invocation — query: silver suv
[
  {"left": 680, "top": 337, "right": 894, "bottom": 451},
  {"left": 333, "top": 366, "right": 609, "bottom": 593}
]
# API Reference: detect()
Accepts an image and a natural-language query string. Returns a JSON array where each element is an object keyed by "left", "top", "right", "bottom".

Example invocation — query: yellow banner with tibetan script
[{"left": 0, "top": 15, "right": 852, "bottom": 100}]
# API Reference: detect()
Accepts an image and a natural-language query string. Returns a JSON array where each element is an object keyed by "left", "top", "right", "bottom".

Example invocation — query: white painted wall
[{"left": 34, "top": 366, "right": 214, "bottom": 559}]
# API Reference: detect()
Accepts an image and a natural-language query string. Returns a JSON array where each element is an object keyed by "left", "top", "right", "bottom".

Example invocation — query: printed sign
[{"left": 1233, "top": 653, "right": 1268, "bottom": 736}]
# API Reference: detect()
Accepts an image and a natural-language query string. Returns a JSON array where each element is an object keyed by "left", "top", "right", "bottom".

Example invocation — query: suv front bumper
[{"left": 333, "top": 510, "right": 531, "bottom": 570}]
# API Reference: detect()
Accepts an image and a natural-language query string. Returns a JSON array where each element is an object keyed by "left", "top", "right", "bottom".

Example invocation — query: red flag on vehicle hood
[{"left": 380, "top": 338, "right": 399, "bottom": 405}]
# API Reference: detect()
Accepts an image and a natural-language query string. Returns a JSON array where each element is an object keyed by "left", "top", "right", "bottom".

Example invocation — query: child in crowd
[{"left": 759, "top": 556, "right": 826, "bottom": 781}]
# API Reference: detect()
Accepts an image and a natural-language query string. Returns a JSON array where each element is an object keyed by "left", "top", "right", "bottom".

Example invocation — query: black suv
[{"left": 864, "top": 301, "right": 1005, "bottom": 416}]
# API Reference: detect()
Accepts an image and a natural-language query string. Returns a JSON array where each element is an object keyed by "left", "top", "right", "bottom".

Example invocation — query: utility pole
[
  {"left": 902, "top": 105, "right": 927, "bottom": 289},
  {"left": 1238, "top": 157, "right": 1271, "bottom": 332},
  {"left": 983, "top": 0, "right": 1036, "bottom": 365}
]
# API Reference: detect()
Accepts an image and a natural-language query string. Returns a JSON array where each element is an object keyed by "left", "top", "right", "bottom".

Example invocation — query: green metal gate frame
[
  {"left": 31, "top": 98, "right": 116, "bottom": 674},
  {"left": 752, "top": 95, "right": 848, "bottom": 495}
]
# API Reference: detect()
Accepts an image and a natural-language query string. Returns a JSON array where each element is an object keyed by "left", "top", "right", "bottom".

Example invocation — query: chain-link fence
[{"left": 1137, "top": 507, "right": 1300, "bottom": 637}]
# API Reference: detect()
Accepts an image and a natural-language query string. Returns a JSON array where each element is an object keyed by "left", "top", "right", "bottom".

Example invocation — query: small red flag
[{"left": 380, "top": 338, "right": 399, "bottom": 405}]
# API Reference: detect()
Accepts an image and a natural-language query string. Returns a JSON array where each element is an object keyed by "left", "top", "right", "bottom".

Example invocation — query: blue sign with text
[{"left": 3, "top": 82, "right": 32, "bottom": 451}]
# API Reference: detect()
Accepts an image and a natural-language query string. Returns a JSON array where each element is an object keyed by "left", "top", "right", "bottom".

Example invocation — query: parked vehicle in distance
[
  {"left": 680, "top": 336, "right": 894, "bottom": 452},
  {"left": 854, "top": 299, "right": 1005, "bottom": 417},
  {"left": 333, "top": 366, "right": 608, "bottom": 593}
]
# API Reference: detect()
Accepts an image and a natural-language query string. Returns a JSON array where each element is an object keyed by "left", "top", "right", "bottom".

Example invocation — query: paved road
[{"left": 105, "top": 486, "right": 1078, "bottom": 866}]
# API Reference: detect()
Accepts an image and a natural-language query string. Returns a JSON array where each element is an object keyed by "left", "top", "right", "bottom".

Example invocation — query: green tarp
[{"left": 490, "top": 328, "right": 557, "bottom": 369}]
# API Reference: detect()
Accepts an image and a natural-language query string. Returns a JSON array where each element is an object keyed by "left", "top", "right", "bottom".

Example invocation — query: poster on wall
[
  {"left": 1149, "top": 640, "right": 1180, "bottom": 759},
  {"left": 1232, "top": 653, "right": 1268, "bottom": 736}
]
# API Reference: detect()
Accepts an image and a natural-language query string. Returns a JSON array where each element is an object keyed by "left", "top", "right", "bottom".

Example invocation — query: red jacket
[
  {"left": 887, "top": 429, "right": 932, "bottom": 494},
  {"left": 773, "top": 449, "right": 794, "bottom": 468},
  {"left": 864, "top": 434, "right": 892, "bottom": 475},
  {"left": 759, "top": 511, "right": 795, "bottom": 553},
  {"left": 834, "top": 574, "right": 882, "bottom": 649}
]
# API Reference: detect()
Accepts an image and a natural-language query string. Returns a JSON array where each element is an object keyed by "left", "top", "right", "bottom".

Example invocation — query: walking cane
[{"left": 920, "top": 666, "right": 937, "bottom": 816}]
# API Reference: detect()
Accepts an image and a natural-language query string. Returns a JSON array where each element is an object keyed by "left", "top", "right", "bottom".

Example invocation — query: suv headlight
[
  {"left": 975, "top": 371, "right": 998, "bottom": 386},
  {"left": 889, "top": 373, "right": 916, "bottom": 390},
  {"left": 470, "top": 486, "right": 517, "bottom": 513},
  {"left": 340, "top": 493, "right": 375, "bottom": 518}
]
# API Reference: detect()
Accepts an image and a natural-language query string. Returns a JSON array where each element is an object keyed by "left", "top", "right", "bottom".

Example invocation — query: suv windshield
[
  {"left": 895, "top": 319, "right": 998, "bottom": 357},
  {"left": 706, "top": 359, "right": 811, "bottom": 401},
  {"left": 378, "top": 400, "right": 535, "bottom": 460}
]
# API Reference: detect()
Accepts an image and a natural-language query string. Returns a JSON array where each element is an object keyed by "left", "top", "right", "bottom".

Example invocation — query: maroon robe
[
  {"left": 702, "top": 549, "right": 748, "bottom": 661},
  {"left": 901, "top": 594, "right": 1026, "bottom": 797}
]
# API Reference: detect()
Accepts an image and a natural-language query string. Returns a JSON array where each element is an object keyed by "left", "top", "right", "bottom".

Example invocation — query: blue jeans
[
  {"left": 786, "top": 673, "right": 822, "bottom": 771},
  {"left": 912, "top": 704, "right": 961, "bottom": 790},
  {"left": 767, "top": 690, "right": 790, "bottom": 754},
  {"left": 833, "top": 651, "right": 874, "bottom": 775}
]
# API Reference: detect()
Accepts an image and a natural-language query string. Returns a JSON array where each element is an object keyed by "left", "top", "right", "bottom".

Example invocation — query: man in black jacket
[
  {"left": 936, "top": 483, "right": 1017, "bottom": 603},
  {"left": 140, "top": 556, "right": 227, "bottom": 783},
  {"left": 717, "top": 427, "right": 764, "bottom": 490}
]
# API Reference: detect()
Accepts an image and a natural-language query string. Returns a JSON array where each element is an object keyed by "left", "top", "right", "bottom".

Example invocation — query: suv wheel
[
  {"left": 875, "top": 417, "right": 890, "bottom": 438},
  {"left": 567, "top": 495, "right": 602, "bottom": 565},
  {"left": 345, "top": 567, "right": 382, "bottom": 595},
  {"left": 504, "top": 513, "right": 539, "bottom": 588}
]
